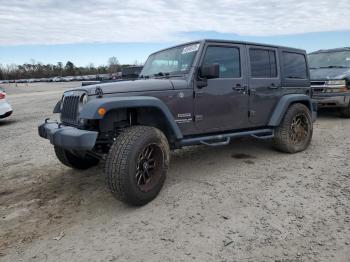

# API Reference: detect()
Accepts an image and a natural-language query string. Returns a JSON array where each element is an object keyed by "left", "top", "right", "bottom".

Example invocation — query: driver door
[{"left": 194, "top": 43, "right": 249, "bottom": 134}]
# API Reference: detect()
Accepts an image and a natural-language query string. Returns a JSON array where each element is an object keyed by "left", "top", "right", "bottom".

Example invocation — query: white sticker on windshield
[
  {"left": 346, "top": 57, "right": 350, "bottom": 61},
  {"left": 182, "top": 44, "right": 200, "bottom": 54}
]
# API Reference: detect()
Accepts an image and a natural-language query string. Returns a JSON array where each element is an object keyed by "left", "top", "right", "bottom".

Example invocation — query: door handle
[{"left": 268, "top": 83, "right": 279, "bottom": 89}]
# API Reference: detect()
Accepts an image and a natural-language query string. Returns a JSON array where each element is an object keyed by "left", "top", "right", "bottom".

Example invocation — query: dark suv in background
[
  {"left": 308, "top": 47, "right": 350, "bottom": 117},
  {"left": 39, "top": 40, "right": 316, "bottom": 206}
]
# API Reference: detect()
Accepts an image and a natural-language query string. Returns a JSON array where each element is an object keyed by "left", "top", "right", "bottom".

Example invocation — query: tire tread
[
  {"left": 105, "top": 126, "right": 169, "bottom": 205},
  {"left": 273, "top": 103, "right": 312, "bottom": 153}
]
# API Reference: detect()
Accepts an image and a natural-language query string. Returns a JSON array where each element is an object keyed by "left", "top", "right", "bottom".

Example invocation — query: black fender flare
[
  {"left": 79, "top": 96, "right": 183, "bottom": 139},
  {"left": 268, "top": 94, "right": 314, "bottom": 126}
]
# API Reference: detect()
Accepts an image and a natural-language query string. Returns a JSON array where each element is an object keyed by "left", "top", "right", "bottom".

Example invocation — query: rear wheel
[
  {"left": 54, "top": 146, "right": 99, "bottom": 170},
  {"left": 273, "top": 103, "right": 313, "bottom": 153},
  {"left": 105, "top": 126, "right": 170, "bottom": 206}
]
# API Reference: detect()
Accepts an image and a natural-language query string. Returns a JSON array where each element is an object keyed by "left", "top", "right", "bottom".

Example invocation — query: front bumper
[
  {"left": 38, "top": 122, "right": 98, "bottom": 151},
  {"left": 312, "top": 93, "right": 350, "bottom": 108}
]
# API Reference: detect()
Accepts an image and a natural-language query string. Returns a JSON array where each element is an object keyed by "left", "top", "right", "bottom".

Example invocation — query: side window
[
  {"left": 202, "top": 46, "right": 241, "bottom": 78},
  {"left": 249, "top": 48, "right": 277, "bottom": 78},
  {"left": 283, "top": 52, "right": 308, "bottom": 79}
]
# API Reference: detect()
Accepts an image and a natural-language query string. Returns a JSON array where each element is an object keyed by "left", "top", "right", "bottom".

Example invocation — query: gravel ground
[{"left": 0, "top": 82, "right": 349, "bottom": 262}]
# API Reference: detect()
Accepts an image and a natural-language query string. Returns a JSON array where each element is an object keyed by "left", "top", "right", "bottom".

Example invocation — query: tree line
[{"left": 0, "top": 57, "right": 142, "bottom": 80}]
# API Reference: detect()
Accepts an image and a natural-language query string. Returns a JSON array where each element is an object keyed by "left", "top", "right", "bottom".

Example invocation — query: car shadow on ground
[
  {"left": 316, "top": 108, "right": 343, "bottom": 119},
  {"left": 0, "top": 118, "right": 17, "bottom": 126}
]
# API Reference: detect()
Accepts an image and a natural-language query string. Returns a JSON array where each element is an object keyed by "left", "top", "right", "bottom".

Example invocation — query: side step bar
[{"left": 179, "top": 128, "right": 274, "bottom": 147}]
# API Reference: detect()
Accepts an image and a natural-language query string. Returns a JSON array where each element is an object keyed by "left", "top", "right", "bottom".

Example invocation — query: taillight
[{"left": 0, "top": 92, "right": 5, "bottom": 99}]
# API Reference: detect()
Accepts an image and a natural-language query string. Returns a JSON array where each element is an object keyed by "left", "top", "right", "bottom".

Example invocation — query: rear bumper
[
  {"left": 313, "top": 93, "right": 350, "bottom": 108},
  {"left": 38, "top": 122, "right": 98, "bottom": 151}
]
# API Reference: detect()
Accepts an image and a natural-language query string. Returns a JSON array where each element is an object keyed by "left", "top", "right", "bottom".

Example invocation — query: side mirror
[{"left": 200, "top": 63, "right": 220, "bottom": 79}]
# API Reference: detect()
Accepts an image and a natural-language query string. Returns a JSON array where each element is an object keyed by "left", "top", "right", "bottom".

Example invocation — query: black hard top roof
[
  {"left": 309, "top": 47, "right": 350, "bottom": 54},
  {"left": 149, "top": 39, "right": 306, "bottom": 56}
]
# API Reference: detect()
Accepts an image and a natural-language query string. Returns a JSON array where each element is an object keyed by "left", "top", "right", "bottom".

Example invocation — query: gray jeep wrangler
[{"left": 39, "top": 39, "right": 317, "bottom": 206}]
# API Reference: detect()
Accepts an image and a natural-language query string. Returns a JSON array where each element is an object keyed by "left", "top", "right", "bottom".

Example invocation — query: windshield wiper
[
  {"left": 140, "top": 72, "right": 187, "bottom": 79},
  {"left": 154, "top": 72, "right": 167, "bottom": 77},
  {"left": 153, "top": 72, "right": 187, "bottom": 79}
]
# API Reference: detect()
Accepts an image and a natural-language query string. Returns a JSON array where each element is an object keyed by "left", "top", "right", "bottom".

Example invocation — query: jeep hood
[
  {"left": 80, "top": 79, "right": 176, "bottom": 95},
  {"left": 310, "top": 68, "right": 350, "bottom": 81}
]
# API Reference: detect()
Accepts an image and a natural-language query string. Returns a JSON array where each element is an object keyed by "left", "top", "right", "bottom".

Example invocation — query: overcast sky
[{"left": 0, "top": 0, "right": 349, "bottom": 65}]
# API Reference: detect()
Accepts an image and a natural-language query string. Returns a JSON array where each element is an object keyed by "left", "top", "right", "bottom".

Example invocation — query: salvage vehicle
[
  {"left": 39, "top": 39, "right": 316, "bottom": 206},
  {"left": 0, "top": 87, "right": 13, "bottom": 119},
  {"left": 308, "top": 47, "right": 350, "bottom": 117}
]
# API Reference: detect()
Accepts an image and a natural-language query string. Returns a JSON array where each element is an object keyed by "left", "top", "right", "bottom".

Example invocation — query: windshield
[
  {"left": 308, "top": 51, "right": 350, "bottom": 69},
  {"left": 140, "top": 43, "right": 200, "bottom": 78}
]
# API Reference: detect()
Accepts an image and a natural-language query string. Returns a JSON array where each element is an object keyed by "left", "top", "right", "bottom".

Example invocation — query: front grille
[
  {"left": 60, "top": 95, "right": 80, "bottom": 125},
  {"left": 311, "top": 81, "right": 326, "bottom": 94},
  {"left": 312, "top": 87, "right": 325, "bottom": 93}
]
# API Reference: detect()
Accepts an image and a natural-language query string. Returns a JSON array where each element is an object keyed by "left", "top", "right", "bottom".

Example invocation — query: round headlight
[
  {"left": 60, "top": 95, "right": 64, "bottom": 111},
  {"left": 81, "top": 93, "right": 88, "bottom": 104}
]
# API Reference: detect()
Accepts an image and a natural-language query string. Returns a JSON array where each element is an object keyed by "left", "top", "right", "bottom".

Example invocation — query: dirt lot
[{"left": 0, "top": 82, "right": 349, "bottom": 262}]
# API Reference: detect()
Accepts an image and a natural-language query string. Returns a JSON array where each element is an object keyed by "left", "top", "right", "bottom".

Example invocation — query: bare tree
[{"left": 108, "top": 56, "right": 120, "bottom": 73}]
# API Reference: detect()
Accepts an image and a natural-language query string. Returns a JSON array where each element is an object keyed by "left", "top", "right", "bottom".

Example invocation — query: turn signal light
[
  {"left": 339, "top": 86, "right": 348, "bottom": 92},
  {"left": 97, "top": 107, "right": 106, "bottom": 116}
]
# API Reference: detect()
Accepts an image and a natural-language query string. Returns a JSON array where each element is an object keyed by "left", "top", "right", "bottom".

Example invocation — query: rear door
[
  {"left": 247, "top": 46, "right": 281, "bottom": 126},
  {"left": 194, "top": 43, "right": 249, "bottom": 133}
]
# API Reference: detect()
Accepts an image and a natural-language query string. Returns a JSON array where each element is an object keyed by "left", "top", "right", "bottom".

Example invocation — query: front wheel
[
  {"left": 273, "top": 103, "right": 313, "bottom": 153},
  {"left": 105, "top": 126, "right": 170, "bottom": 206}
]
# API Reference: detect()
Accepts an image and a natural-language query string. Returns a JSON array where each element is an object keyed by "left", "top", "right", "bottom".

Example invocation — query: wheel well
[
  {"left": 134, "top": 107, "right": 176, "bottom": 142},
  {"left": 269, "top": 98, "right": 313, "bottom": 127},
  {"left": 99, "top": 107, "right": 177, "bottom": 143},
  {"left": 290, "top": 100, "right": 311, "bottom": 111}
]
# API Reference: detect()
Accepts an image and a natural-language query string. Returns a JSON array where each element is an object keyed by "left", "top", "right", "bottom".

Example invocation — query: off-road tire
[
  {"left": 105, "top": 126, "right": 170, "bottom": 206},
  {"left": 273, "top": 103, "right": 313, "bottom": 153},
  {"left": 54, "top": 146, "right": 99, "bottom": 170},
  {"left": 340, "top": 102, "right": 350, "bottom": 118}
]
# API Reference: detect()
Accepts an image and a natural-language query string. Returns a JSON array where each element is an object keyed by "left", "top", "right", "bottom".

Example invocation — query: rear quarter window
[{"left": 283, "top": 52, "right": 308, "bottom": 79}]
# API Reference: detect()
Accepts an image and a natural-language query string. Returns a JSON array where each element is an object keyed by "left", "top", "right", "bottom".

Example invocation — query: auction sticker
[{"left": 182, "top": 44, "right": 200, "bottom": 54}]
